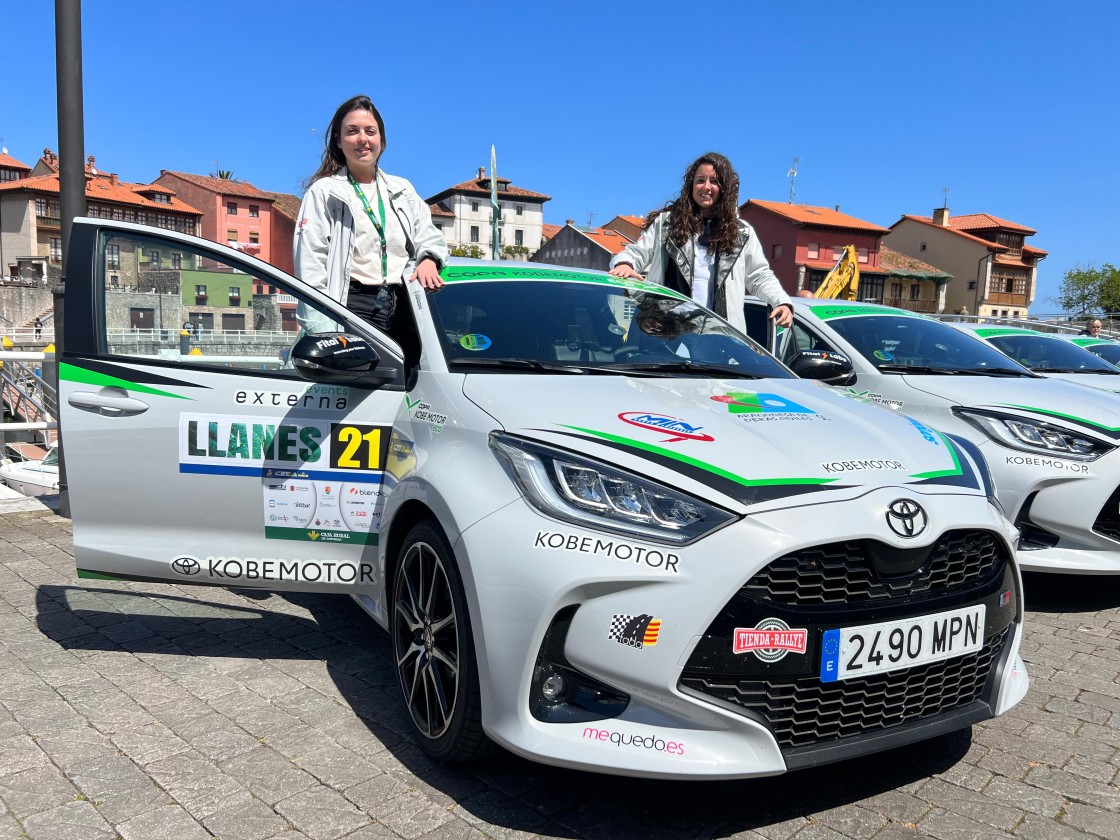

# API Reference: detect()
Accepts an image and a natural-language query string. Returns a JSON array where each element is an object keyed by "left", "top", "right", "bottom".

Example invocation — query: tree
[
  {"left": 450, "top": 244, "right": 484, "bottom": 259},
  {"left": 210, "top": 168, "right": 237, "bottom": 180},
  {"left": 1057, "top": 263, "right": 1120, "bottom": 317},
  {"left": 500, "top": 245, "right": 530, "bottom": 261}
]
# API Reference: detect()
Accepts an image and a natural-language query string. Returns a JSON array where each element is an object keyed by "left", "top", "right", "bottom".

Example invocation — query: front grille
[
  {"left": 680, "top": 628, "right": 1007, "bottom": 749},
  {"left": 1092, "top": 482, "right": 1120, "bottom": 541},
  {"left": 742, "top": 530, "right": 1005, "bottom": 605}
]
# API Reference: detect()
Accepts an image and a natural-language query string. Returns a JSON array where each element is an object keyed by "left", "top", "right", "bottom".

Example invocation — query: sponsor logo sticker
[
  {"left": 608, "top": 614, "right": 661, "bottom": 648},
  {"left": 618, "top": 412, "right": 714, "bottom": 443},
  {"left": 581, "top": 726, "right": 684, "bottom": 755},
  {"left": 1004, "top": 455, "right": 1089, "bottom": 473},
  {"left": 460, "top": 333, "right": 491, "bottom": 351},
  {"left": 821, "top": 459, "right": 905, "bottom": 474},
  {"left": 711, "top": 392, "right": 826, "bottom": 422},
  {"left": 171, "top": 556, "right": 201, "bottom": 576},
  {"left": 534, "top": 531, "right": 680, "bottom": 573},
  {"left": 168, "top": 555, "right": 374, "bottom": 584},
  {"left": 733, "top": 618, "right": 808, "bottom": 662}
]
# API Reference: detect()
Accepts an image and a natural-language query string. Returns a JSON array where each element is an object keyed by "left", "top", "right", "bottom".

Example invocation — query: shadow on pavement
[
  {"left": 35, "top": 583, "right": 972, "bottom": 837},
  {"left": 1022, "top": 571, "right": 1120, "bottom": 613}
]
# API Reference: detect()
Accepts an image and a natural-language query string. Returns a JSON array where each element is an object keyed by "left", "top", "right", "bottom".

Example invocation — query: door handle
[{"left": 67, "top": 390, "right": 149, "bottom": 417}]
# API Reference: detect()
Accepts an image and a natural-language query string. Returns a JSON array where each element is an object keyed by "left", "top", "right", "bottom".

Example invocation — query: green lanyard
[{"left": 347, "top": 172, "right": 388, "bottom": 282}]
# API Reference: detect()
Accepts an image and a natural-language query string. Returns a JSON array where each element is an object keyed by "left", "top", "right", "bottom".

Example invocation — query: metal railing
[{"left": 0, "top": 350, "right": 56, "bottom": 447}]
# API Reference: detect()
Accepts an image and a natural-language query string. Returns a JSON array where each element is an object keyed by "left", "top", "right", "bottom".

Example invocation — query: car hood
[
  {"left": 462, "top": 375, "right": 985, "bottom": 513},
  {"left": 897, "top": 374, "right": 1120, "bottom": 434}
]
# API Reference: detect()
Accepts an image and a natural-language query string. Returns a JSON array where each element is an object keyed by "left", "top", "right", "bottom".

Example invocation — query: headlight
[
  {"left": 953, "top": 408, "right": 1114, "bottom": 462},
  {"left": 489, "top": 432, "right": 737, "bottom": 544}
]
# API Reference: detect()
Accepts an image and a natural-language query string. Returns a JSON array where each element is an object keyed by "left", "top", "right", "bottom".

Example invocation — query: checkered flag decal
[{"left": 608, "top": 614, "right": 660, "bottom": 648}]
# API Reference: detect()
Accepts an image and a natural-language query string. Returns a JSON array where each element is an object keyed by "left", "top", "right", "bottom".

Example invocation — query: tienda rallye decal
[{"left": 618, "top": 412, "right": 714, "bottom": 443}]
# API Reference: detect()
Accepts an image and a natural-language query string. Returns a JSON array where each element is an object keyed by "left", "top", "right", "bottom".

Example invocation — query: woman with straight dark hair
[
  {"left": 294, "top": 94, "right": 447, "bottom": 356},
  {"left": 609, "top": 152, "right": 792, "bottom": 330}
]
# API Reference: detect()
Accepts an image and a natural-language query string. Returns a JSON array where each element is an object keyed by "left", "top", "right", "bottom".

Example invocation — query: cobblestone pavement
[{"left": 0, "top": 505, "right": 1118, "bottom": 840}]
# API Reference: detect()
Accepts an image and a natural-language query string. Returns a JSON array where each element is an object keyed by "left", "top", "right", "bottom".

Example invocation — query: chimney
[
  {"left": 477, "top": 166, "right": 486, "bottom": 179},
  {"left": 110, "top": 173, "right": 118, "bottom": 185},
  {"left": 932, "top": 207, "right": 950, "bottom": 226},
  {"left": 565, "top": 219, "right": 575, "bottom": 226}
]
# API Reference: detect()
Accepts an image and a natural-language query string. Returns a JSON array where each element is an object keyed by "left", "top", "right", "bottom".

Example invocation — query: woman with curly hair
[{"left": 609, "top": 153, "right": 792, "bottom": 330}]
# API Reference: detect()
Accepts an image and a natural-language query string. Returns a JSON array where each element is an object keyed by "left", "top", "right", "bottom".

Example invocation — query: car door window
[{"left": 97, "top": 230, "right": 344, "bottom": 375}]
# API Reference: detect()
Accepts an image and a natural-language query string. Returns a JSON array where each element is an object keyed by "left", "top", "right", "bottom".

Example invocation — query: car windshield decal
[
  {"left": 61, "top": 361, "right": 198, "bottom": 400},
  {"left": 995, "top": 404, "right": 1120, "bottom": 438},
  {"left": 809, "top": 304, "right": 927, "bottom": 321},
  {"left": 439, "top": 265, "right": 690, "bottom": 300},
  {"left": 973, "top": 328, "right": 1038, "bottom": 338}
]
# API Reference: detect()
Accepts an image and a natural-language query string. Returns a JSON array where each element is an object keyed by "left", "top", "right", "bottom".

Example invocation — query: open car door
[{"left": 59, "top": 219, "right": 407, "bottom": 594}]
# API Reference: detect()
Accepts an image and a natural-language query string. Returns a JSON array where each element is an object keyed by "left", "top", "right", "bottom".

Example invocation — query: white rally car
[
  {"left": 58, "top": 219, "right": 1028, "bottom": 779},
  {"left": 745, "top": 298, "right": 1120, "bottom": 575},
  {"left": 949, "top": 323, "right": 1120, "bottom": 394}
]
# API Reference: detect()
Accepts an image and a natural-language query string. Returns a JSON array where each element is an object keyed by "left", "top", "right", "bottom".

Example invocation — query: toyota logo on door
[{"left": 886, "top": 499, "right": 928, "bottom": 538}]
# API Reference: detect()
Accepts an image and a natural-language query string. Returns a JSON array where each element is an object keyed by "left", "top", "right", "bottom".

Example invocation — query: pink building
[{"left": 154, "top": 171, "right": 275, "bottom": 264}]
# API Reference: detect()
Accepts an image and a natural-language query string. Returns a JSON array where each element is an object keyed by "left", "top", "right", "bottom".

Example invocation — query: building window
[
  {"left": 171, "top": 252, "right": 182, "bottom": 270},
  {"left": 909, "top": 284, "right": 919, "bottom": 300},
  {"left": 890, "top": 282, "right": 902, "bottom": 300},
  {"left": 249, "top": 232, "right": 259, "bottom": 245},
  {"left": 772, "top": 244, "right": 783, "bottom": 260},
  {"left": 471, "top": 201, "right": 480, "bottom": 213},
  {"left": 106, "top": 243, "right": 121, "bottom": 270},
  {"left": 515, "top": 229, "right": 524, "bottom": 246},
  {"left": 49, "top": 237, "right": 62, "bottom": 262},
  {"left": 249, "top": 205, "right": 259, "bottom": 218},
  {"left": 516, "top": 205, "right": 524, "bottom": 216},
  {"left": 832, "top": 246, "right": 844, "bottom": 261},
  {"left": 435, "top": 222, "right": 443, "bottom": 231},
  {"left": 229, "top": 286, "right": 241, "bottom": 305},
  {"left": 807, "top": 242, "right": 819, "bottom": 259},
  {"left": 919, "top": 242, "right": 927, "bottom": 252},
  {"left": 968, "top": 281, "right": 977, "bottom": 290},
  {"left": 227, "top": 230, "right": 238, "bottom": 246},
  {"left": 227, "top": 202, "right": 237, "bottom": 215},
  {"left": 195, "top": 284, "right": 208, "bottom": 305},
  {"left": 147, "top": 250, "right": 161, "bottom": 269},
  {"left": 857, "top": 248, "right": 869, "bottom": 263},
  {"left": 470, "top": 226, "right": 480, "bottom": 243}
]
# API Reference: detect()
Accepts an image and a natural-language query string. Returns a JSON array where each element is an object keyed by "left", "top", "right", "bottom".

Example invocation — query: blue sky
[{"left": 5, "top": 1, "right": 1118, "bottom": 312}]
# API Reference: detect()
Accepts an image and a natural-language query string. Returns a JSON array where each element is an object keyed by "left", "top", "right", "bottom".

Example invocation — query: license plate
[{"left": 819, "top": 604, "right": 985, "bottom": 683}]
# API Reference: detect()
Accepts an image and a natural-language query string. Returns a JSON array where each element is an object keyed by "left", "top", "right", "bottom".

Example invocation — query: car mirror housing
[
  {"left": 291, "top": 332, "right": 383, "bottom": 384},
  {"left": 790, "top": 349, "right": 855, "bottom": 385}
]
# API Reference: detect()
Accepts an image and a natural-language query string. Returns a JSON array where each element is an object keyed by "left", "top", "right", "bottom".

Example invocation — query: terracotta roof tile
[
  {"left": 878, "top": 245, "right": 953, "bottom": 279},
  {"left": 0, "top": 152, "right": 31, "bottom": 170},
  {"left": 944, "top": 213, "right": 1036, "bottom": 235},
  {"left": 426, "top": 174, "right": 550, "bottom": 204},
  {"left": 745, "top": 199, "right": 890, "bottom": 234},
  {"left": 573, "top": 226, "right": 634, "bottom": 255},
  {"left": 158, "top": 170, "right": 274, "bottom": 200},
  {"left": 0, "top": 171, "right": 202, "bottom": 215},
  {"left": 617, "top": 214, "right": 644, "bottom": 226},
  {"left": 428, "top": 202, "right": 455, "bottom": 218},
  {"left": 541, "top": 223, "right": 563, "bottom": 241},
  {"left": 268, "top": 192, "right": 303, "bottom": 221},
  {"left": 1022, "top": 244, "right": 1048, "bottom": 257},
  {"left": 890, "top": 214, "right": 1008, "bottom": 250}
]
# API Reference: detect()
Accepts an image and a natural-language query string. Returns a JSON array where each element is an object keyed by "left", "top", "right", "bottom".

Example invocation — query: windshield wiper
[
  {"left": 596, "top": 360, "right": 765, "bottom": 378},
  {"left": 1033, "top": 366, "right": 1118, "bottom": 375},
  {"left": 876, "top": 363, "right": 1034, "bottom": 377},
  {"left": 448, "top": 357, "right": 586, "bottom": 374}
]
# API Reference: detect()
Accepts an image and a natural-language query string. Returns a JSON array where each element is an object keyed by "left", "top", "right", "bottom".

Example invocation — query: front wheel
[{"left": 392, "top": 519, "right": 493, "bottom": 762}]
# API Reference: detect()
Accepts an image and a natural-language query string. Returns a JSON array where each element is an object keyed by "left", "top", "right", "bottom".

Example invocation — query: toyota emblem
[{"left": 886, "top": 499, "right": 928, "bottom": 538}]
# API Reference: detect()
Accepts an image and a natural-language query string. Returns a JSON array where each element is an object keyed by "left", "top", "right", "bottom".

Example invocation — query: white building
[{"left": 425, "top": 168, "right": 550, "bottom": 256}]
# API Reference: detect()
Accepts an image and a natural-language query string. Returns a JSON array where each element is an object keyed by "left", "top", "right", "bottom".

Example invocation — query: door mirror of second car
[
  {"left": 790, "top": 349, "right": 855, "bottom": 385},
  {"left": 291, "top": 332, "right": 385, "bottom": 384}
]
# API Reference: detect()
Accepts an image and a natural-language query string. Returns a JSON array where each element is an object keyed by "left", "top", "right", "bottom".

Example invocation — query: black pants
[{"left": 347, "top": 283, "right": 420, "bottom": 369}]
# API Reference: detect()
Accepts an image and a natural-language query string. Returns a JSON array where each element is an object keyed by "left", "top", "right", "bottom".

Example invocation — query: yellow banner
[{"left": 815, "top": 245, "right": 860, "bottom": 300}]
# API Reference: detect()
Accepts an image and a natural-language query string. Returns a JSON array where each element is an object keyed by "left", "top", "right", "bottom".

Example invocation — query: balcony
[
  {"left": 883, "top": 297, "right": 940, "bottom": 314},
  {"left": 985, "top": 291, "right": 1029, "bottom": 307},
  {"left": 36, "top": 215, "right": 61, "bottom": 229}
]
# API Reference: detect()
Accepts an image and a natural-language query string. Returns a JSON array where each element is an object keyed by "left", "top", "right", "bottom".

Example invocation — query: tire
[{"left": 391, "top": 518, "right": 493, "bottom": 762}]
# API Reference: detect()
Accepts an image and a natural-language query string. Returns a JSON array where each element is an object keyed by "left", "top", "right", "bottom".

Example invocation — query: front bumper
[{"left": 459, "top": 487, "right": 1027, "bottom": 778}]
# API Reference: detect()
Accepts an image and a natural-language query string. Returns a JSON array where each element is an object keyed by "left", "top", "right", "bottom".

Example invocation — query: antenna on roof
[
  {"left": 587, "top": 210, "right": 597, "bottom": 227},
  {"left": 787, "top": 157, "right": 799, "bottom": 204},
  {"left": 941, "top": 186, "right": 949, "bottom": 208}
]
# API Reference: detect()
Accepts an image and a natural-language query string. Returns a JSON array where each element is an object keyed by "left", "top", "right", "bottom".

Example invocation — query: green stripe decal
[
  {"left": 558, "top": 424, "right": 836, "bottom": 487},
  {"left": 910, "top": 431, "right": 964, "bottom": 479},
  {"left": 439, "top": 265, "right": 690, "bottom": 300},
  {"left": 997, "top": 404, "right": 1120, "bottom": 433},
  {"left": 812, "top": 304, "right": 926, "bottom": 321},
  {"left": 61, "top": 363, "right": 191, "bottom": 400},
  {"left": 76, "top": 569, "right": 127, "bottom": 581}
]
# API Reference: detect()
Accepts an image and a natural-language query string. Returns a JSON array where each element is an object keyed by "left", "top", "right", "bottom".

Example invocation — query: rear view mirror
[
  {"left": 291, "top": 333, "right": 381, "bottom": 384},
  {"left": 790, "top": 349, "right": 855, "bottom": 385}
]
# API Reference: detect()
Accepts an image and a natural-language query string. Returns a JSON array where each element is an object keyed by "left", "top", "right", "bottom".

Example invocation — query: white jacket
[
  {"left": 610, "top": 215, "right": 790, "bottom": 332},
  {"left": 293, "top": 169, "right": 448, "bottom": 306}
]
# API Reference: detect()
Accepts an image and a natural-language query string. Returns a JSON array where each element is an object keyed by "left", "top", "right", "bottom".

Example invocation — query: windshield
[
  {"left": 827, "top": 314, "right": 1034, "bottom": 374},
  {"left": 429, "top": 278, "right": 791, "bottom": 378},
  {"left": 1081, "top": 342, "right": 1120, "bottom": 366},
  {"left": 984, "top": 334, "right": 1119, "bottom": 373}
]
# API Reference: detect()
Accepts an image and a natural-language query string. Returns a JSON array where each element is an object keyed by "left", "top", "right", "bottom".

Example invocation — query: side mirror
[
  {"left": 790, "top": 349, "right": 855, "bottom": 385},
  {"left": 291, "top": 332, "right": 381, "bottom": 383}
]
